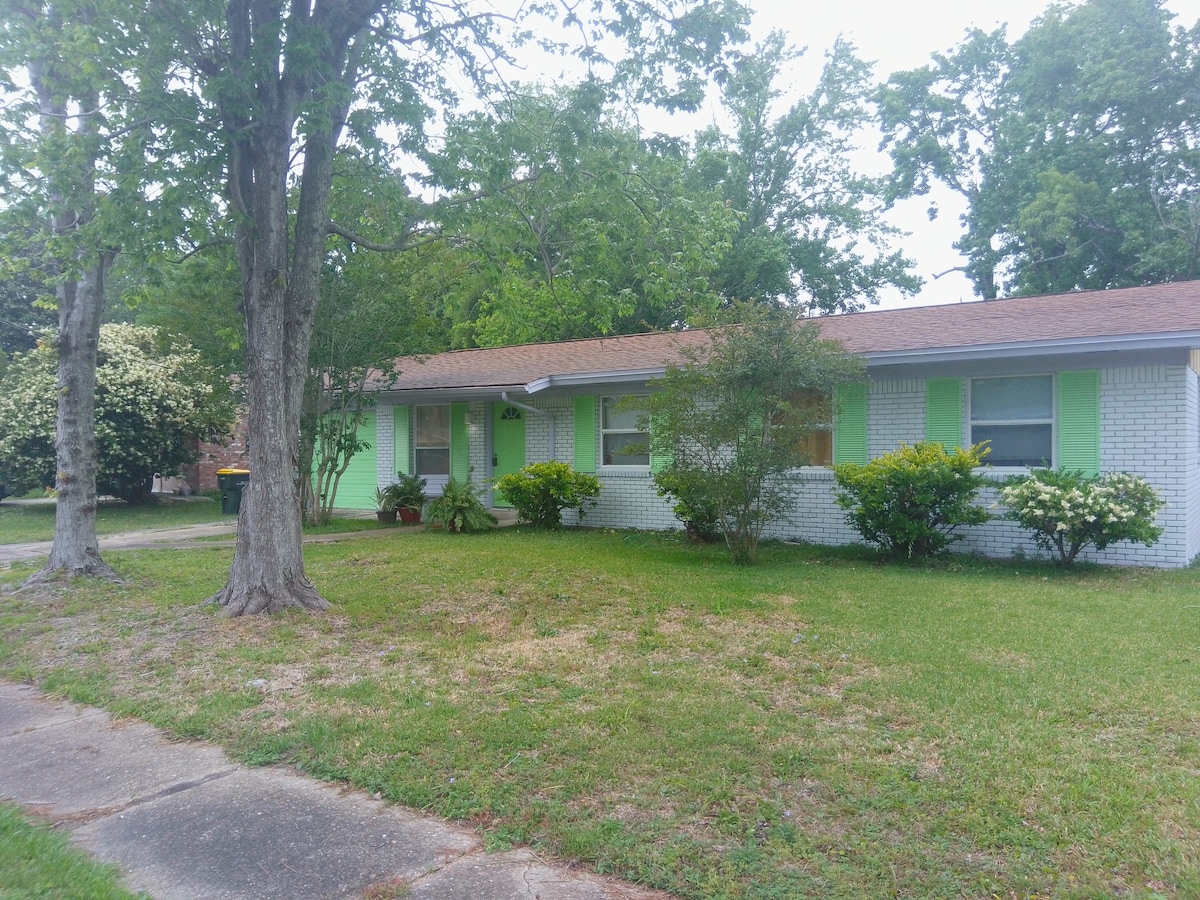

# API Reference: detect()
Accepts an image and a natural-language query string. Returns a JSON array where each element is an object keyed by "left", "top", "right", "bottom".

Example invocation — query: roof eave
[
  {"left": 525, "top": 367, "right": 668, "bottom": 393},
  {"left": 860, "top": 332, "right": 1200, "bottom": 366}
]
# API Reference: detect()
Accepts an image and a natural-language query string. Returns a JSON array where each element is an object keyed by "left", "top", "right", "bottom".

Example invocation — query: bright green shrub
[
  {"left": 834, "top": 441, "right": 991, "bottom": 559},
  {"left": 998, "top": 469, "right": 1163, "bottom": 565},
  {"left": 493, "top": 461, "right": 600, "bottom": 528}
]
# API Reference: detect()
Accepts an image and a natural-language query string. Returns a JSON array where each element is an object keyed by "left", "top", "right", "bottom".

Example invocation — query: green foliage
[
  {"left": 998, "top": 468, "right": 1164, "bottom": 565},
  {"left": 652, "top": 467, "right": 721, "bottom": 541},
  {"left": 391, "top": 472, "right": 429, "bottom": 512},
  {"left": 0, "top": 324, "right": 234, "bottom": 504},
  {"left": 691, "top": 32, "right": 919, "bottom": 312},
  {"left": 376, "top": 473, "right": 428, "bottom": 515},
  {"left": 834, "top": 441, "right": 991, "bottom": 559},
  {"left": 431, "top": 84, "right": 738, "bottom": 347},
  {"left": 373, "top": 487, "right": 398, "bottom": 513},
  {"left": 426, "top": 478, "right": 498, "bottom": 534},
  {"left": 646, "top": 307, "right": 864, "bottom": 563},
  {"left": 493, "top": 461, "right": 600, "bottom": 528},
  {"left": 878, "top": 0, "right": 1200, "bottom": 297}
]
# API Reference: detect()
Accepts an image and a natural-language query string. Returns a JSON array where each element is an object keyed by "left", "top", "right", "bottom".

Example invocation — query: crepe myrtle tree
[
  {"left": 0, "top": 324, "right": 234, "bottom": 505},
  {"left": 645, "top": 307, "right": 863, "bottom": 563}
]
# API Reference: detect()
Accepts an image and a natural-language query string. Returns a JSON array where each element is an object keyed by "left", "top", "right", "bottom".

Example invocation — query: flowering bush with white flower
[
  {"left": 997, "top": 469, "right": 1163, "bottom": 565},
  {"left": 0, "top": 324, "right": 234, "bottom": 504}
]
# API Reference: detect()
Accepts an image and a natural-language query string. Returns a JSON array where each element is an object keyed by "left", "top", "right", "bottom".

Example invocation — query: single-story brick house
[{"left": 333, "top": 280, "right": 1200, "bottom": 566}]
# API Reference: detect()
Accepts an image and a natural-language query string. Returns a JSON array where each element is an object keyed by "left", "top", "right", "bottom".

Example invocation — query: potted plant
[
  {"left": 392, "top": 472, "right": 428, "bottom": 525},
  {"left": 373, "top": 486, "right": 399, "bottom": 524}
]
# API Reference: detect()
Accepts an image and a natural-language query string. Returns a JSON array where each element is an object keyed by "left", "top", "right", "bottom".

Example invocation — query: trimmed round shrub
[
  {"left": 834, "top": 441, "right": 991, "bottom": 559},
  {"left": 493, "top": 461, "right": 600, "bottom": 527}
]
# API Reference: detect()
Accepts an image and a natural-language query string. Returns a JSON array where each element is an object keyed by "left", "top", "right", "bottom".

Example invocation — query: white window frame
[
  {"left": 967, "top": 374, "right": 1056, "bottom": 469},
  {"left": 600, "top": 395, "right": 650, "bottom": 468},
  {"left": 777, "top": 390, "right": 834, "bottom": 469},
  {"left": 413, "top": 404, "right": 451, "bottom": 477}
]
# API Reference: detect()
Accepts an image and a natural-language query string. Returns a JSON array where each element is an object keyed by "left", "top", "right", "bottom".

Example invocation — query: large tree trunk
[
  {"left": 27, "top": 262, "right": 119, "bottom": 584},
  {"left": 207, "top": 101, "right": 329, "bottom": 615},
  {"left": 207, "top": 2, "right": 374, "bottom": 615}
]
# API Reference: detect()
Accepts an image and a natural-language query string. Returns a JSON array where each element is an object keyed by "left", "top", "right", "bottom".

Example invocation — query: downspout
[{"left": 500, "top": 391, "right": 555, "bottom": 459}]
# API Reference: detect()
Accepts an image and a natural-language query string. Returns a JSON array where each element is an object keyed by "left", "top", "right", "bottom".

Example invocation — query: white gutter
[
  {"left": 525, "top": 367, "right": 667, "bottom": 394},
  {"left": 859, "top": 332, "right": 1200, "bottom": 366}
]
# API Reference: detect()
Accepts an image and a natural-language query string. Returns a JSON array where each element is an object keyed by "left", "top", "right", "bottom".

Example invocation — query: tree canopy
[
  {"left": 691, "top": 32, "right": 920, "bottom": 312},
  {"left": 429, "top": 83, "right": 737, "bottom": 346},
  {"left": 878, "top": 0, "right": 1200, "bottom": 298}
]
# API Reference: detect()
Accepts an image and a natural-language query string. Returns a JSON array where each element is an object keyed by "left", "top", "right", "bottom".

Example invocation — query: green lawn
[
  {"left": 2, "top": 529, "right": 1198, "bottom": 899},
  {"left": 0, "top": 498, "right": 233, "bottom": 545},
  {"left": 0, "top": 804, "right": 144, "bottom": 899}
]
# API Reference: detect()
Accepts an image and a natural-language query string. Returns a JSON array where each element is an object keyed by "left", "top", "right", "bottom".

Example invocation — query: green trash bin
[{"left": 216, "top": 468, "right": 250, "bottom": 515}]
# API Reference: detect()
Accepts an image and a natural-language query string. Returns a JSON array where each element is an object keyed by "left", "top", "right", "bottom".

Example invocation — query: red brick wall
[{"left": 196, "top": 405, "right": 249, "bottom": 492}]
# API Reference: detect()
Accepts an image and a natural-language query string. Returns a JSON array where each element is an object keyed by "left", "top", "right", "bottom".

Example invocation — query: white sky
[{"left": 501, "top": 0, "right": 1200, "bottom": 310}]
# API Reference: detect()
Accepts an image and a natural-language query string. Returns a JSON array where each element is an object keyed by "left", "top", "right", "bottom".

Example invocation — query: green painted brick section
[
  {"left": 332, "top": 411, "right": 377, "bottom": 509},
  {"left": 393, "top": 405, "right": 410, "bottom": 475},
  {"left": 450, "top": 402, "right": 469, "bottom": 482},
  {"left": 573, "top": 396, "right": 597, "bottom": 473},
  {"left": 1058, "top": 370, "right": 1100, "bottom": 476},
  {"left": 926, "top": 377, "right": 963, "bottom": 449},
  {"left": 834, "top": 382, "right": 868, "bottom": 464}
]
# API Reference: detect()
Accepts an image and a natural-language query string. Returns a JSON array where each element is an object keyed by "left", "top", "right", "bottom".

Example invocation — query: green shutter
[
  {"left": 450, "top": 402, "right": 469, "bottom": 482},
  {"left": 573, "top": 396, "right": 596, "bottom": 473},
  {"left": 926, "top": 377, "right": 963, "bottom": 449},
  {"left": 649, "top": 414, "right": 673, "bottom": 473},
  {"left": 393, "top": 405, "right": 411, "bottom": 476},
  {"left": 833, "top": 382, "right": 868, "bottom": 464},
  {"left": 1058, "top": 370, "right": 1100, "bottom": 476}
]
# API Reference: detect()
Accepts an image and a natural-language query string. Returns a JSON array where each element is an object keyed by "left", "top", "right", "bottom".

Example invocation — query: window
[
  {"left": 601, "top": 396, "right": 649, "bottom": 466},
  {"left": 775, "top": 390, "right": 833, "bottom": 466},
  {"left": 414, "top": 405, "right": 450, "bottom": 475},
  {"left": 969, "top": 375, "right": 1053, "bottom": 467}
]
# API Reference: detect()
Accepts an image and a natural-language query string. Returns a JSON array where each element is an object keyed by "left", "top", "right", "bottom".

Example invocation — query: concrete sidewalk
[
  {"left": 0, "top": 681, "right": 667, "bottom": 900},
  {"left": 0, "top": 521, "right": 242, "bottom": 563},
  {"left": 0, "top": 510, "right": 520, "bottom": 565}
]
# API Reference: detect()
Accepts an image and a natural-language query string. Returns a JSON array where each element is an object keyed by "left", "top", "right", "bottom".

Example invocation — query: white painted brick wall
[
  {"left": 380, "top": 364, "right": 1198, "bottom": 568},
  {"left": 375, "top": 404, "right": 394, "bottom": 488},
  {"left": 1186, "top": 368, "right": 1200, "bottom": 561}
]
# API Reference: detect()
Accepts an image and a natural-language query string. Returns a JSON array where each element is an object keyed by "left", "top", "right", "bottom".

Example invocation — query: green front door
[{"left": 492, "top": 404, "right": 526, "bottom": 507}]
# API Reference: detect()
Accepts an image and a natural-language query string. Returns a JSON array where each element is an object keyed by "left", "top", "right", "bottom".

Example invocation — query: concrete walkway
[
  {"left": 0, "top": 682, "right": 667, "bottom": 900},
  {"left": 0, "top": 510, "right": 519, "bottom": 565}
]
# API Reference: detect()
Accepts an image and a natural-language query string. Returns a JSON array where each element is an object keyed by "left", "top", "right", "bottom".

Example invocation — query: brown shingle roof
[
  {"left": 381, "top": 281, "right": 1200, "bottom": 394},
  {"left": 817, "top": 280, "right": 1200, "bottom": 355}
]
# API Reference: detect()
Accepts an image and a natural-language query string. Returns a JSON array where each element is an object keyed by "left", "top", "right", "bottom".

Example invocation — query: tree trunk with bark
[
  {"left": 206, "top": 0, "right": 378, "bottom": 615},
  {"left": 30, "top": 263, "right": 120, "bottom": 583}
]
